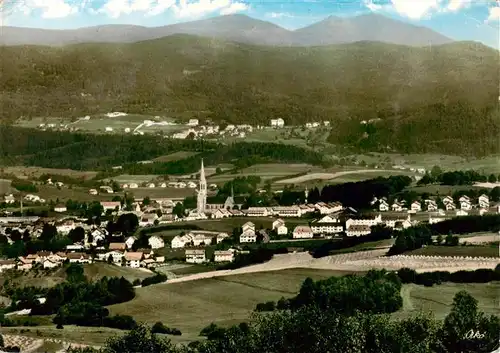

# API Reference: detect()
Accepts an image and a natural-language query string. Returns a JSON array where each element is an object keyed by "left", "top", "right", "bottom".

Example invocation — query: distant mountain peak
[{"left": 0, "top": 13, "right": 453, "bottom": 47}]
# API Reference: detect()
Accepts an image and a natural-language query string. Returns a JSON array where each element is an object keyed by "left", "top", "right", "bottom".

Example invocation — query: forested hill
[
  {"left": 0, "top": 127, "right": 326, "bottom": 173},
  {"left": 1, "top": 36, "right": 498, "bottom": 155}
]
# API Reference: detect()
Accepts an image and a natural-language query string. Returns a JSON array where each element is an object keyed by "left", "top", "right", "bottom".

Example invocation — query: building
[
  {"left": 410, "top": 201, "right": 422, "bottom": 212},
  {"left": 460, "top": 199, "right": 473, "bottom": 211},
  {"left": 270, "top": 118, "right": 285, "bottom": 128},
  {"left": 378, "top": 200, "right": 389, "bottom": 212},
  {"left": 54, "top": 204, "right": 67, "bottom": 213},
  {"left": 383, "top": 215, "right": 411, "bottom": 229},
  {"left": 125, "top": 236, "right": 136, "bottom": 249},
  {"left": 240, "top": 222, "right": 257, "bottom": 243},
  {"left": 0, "top": 260, "right": 16, "bottom": 272},
  {"left": 42, "top": 259, "right": 59, "bottom": 269},
  {"left": 456, "top": 209, "right": 469, "bottom": 217},
  {"left": 391, "top": 202, "right": 404, "bottom": 212},
  {"left": 426, "top": 200, "right": 438, "bottom": 212},
  {"left": 148, "top": 236, "right": 165, "bottom": 249},
  {"left": 99, "top": 186, "right": 114, "bottom": 194},
  {"left": 185, "top": 249, "right": 206, "bottom": 264},
  {"left": 124, "top": 252, "right": 143, "bottom": 268},
  {"left": 293, "top": 225, "right": 314, "bottom": 239},
  {"left": 100, "top": 201, "right": 121, "bottom": 213},
  {"left": 4, "top": 194, "right": 15, "bottom": 204},
  {"left": 442, "top": 196, "right": 454, "bottom": 205},
  {"left": 310, "top": 214, "right": 343, "bottom": 235},
  {"left": 445, "top": 202, "right": 456, "bottom": 211},
  {"left": 99, "top": 250, "right": 124, "bottom": 263},
  {"left": 67, "top": 252, "right": 91, "bottom": 264},
  {"left": 214, "top": 250, "right": 235, "bottom": 262},
  {"left": 272, "top": 206, "right": 302, "bottom": 217},
  {"left": 196, "top": 159, "right": 207, "bottom": 215},
  {"left": 109, "top": 243, "right": 126, "bottom": 251},
  {"left": 272, "top": 219, "right": 288, "bottom": 236},
  {"left": 246, "top": 207, "right": 269, "bottom": 217},
  {"left": 478, "top": 194, "right": 490, "bottom": 209},
  {"left": 346, "top": 225, "right": 371, "bottom": 237},
  {"left": 216, "top": 232, "right": 230, "bottom": 244},
  {"left": 345, "top": 214, "right": 382, "bottom": 229}
]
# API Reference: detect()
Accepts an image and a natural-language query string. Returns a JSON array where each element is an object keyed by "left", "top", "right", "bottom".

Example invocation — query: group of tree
[
  {"left": 389, "top": 214, "right": 500, "bottom": 255},
  {"left": 418, "top": 168, "right": 500, "bottom": 186}
]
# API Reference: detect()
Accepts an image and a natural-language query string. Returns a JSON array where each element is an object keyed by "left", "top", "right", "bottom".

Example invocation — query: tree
[
  {"left": 488, "top": 174, "right": 497, "bottom": 183},
  {"left": 66, "top": 263, "right": 86, "bottom": 283},
  {"left": 0, "top": 333, "right": 3, "bottom": 348},
  {"left": 215, "top": 167, "right": 222, "bottom": 174},
  {"left": 9, "top": 229, "right": 22, "bottom": 242},
  {"left": 103, "top": 324, "right": 178, "bottom": 353},
  {"left": 115, "top": 213, "right": 139, "bottom": 236},
  {"left": 68, "top": 227, "right": 85, "bottom": 243},
  {"left": 172, "top": 203, "right": 185, "bottom": 218},
  {"left": 431, "top": 165, "right": 443, "bottom": 178},
  {"left": 142, "top": 197, "right": 151, "bottom": 206}
]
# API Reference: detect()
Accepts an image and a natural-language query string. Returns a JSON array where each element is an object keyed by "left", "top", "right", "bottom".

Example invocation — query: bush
[
  {"left": 255, "top": 301, "right": 276, "bottom": 312},
  {"left": 141, "top": 273, "right": 167, "bottom": 287},
  {"left": 151, "top": 321, "right": 182, "bottom": 336},
  {"left": 103, "top": 315, "right": 137, "bottom": 330}
]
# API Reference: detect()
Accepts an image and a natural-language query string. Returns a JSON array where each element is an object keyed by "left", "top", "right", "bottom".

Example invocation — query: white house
[
  {"left": 42, "top": 259, "right": 59, "bottom": 269},
  {"left": 391, "top": 202, "right": 404, "bottom": 212},
  {"left": 54, "top": 204, "right": 67, "bottom": 213},
  {"left": 383, "top": 215, "right": 411, "bottom": 229},
  {"left": 478, "top": 194, "right": 489, "bottom": 209},
  {"left": 411, "top": 201, "right": 422, "bottom": 212},
  {"left": 99, "top": 186, "right": 114, "bottom": 194},
  {"left": 310, "top": 214, "right": 343, "bottom": 235},
  {"left": 171, "top": 234, "right": 193, "bottom": 248},
  {"left": 345, "top": 214, "right": 382, "bottom": 229},
  {"left": 445, "top": 202, "right": 456, "bottom": 211},
  {"left": 293, "top": 225, "right": 314, "bottom": 239},
  {"left": 4, "top": 194, "right": 15, "bottom": 204},
  {"left": 426, "top": 200, "right": 438, "bottom": 212},
  {"left": 124, "top": 252, "right": 143, "bottom": 268},
  {"left": 240, "top": 229, "right": 257, "bottom": 243},
  {"left": 125, "top": 236, "right": 136, "bottom": 249},
  {"left": 216, "top": 232, "right": 230, "bottom": 244},
  {"left": 378, "top": 200, "right": 389, "bottom": 212},
  {"left": 187, "top": 119, "right": 199, "bottom": 126},
  {"left": 272, "top": 206, "right": 302, "bottom": 218},
  {"left": 246, "top": 207, "right": 269, "bottom": 217},
  {"left": 185, "top": 249, "right": 206, "bottom": 264},
  {"left": 100, "top": 201, "right": 121, "bottom": 213},
  {"left": 67, "top": 252, "right": 91, "bottom": 264},
  {"left": 214, "top": 250, "right": 235, "bottom": 262},
  {"left": 442, "top": 196, "right": 454, "bottom": 205},
  {"left": 0, "top": 260, "right": 16, "bottom": 272},
  {"left": 270, "top": 118, "right": 285, "bottom": 128},
  {"left": 460, "top": 199, "right": 473, "bottom": 211},
  {"left": 148, "top": 236, "right": 165, "bottom": 249},
  {"left": 272, "top": 219, "right": 288, "bottom": 236},
  {"left": 89, "top": 189, "right": 98, "bottom": 195},
  {"left": 99, "top": 250, "right": 124, "bottom": 263},
  {"left": 346, "top": 225, "right": 371, "bottom": 237}
]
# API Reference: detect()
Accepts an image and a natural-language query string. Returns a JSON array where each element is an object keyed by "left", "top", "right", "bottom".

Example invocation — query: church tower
[
  {"left": 304, "top": 186, "right": 309, "bottom": 204},
  {"left": 197, "top": 159, "right": 207, "bottom": 214}
]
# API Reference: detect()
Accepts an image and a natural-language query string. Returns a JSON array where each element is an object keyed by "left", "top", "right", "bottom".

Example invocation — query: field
[
  {"left": 107, "top": 268, "right": 500, "bottom": 344},
  {"left": 408, "top": 184, "right": 486, "bottom": 195},
  {"left": 275, "top": 169, "right": 416, "bottom": 185},
  {"left": 123, "top": 187, "right": 198, "bottom": 199},
  {"left": 407, "top": 245, "right": 499, "bottom": 258},
  {"left": 352, "top": 153, "right": 500, "bottom": 174},
  {"left": 34, "top": 185, "right": 117, "bottom": 202},
  {"left": 0, "top": 179, "right": 12, "bottom": 194},
  {"left": 0, "top": 263, "right": 153, "bottom": 288},
  {"left": 1, "top": 166, "right": 98, "bottom": 180}
]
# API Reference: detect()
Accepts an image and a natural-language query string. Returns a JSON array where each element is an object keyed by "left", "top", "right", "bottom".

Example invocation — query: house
[
  {"left": 272, "top": 219, "right": 288, "bottom": 236},
  {"left": 67, "top": 252, "right": 91, "bottom": 264},
  {"left": 214, "top": 250, "right": 235, "bottom": 262},
  {"left": 346, "top": 225, "right": 371, "bottom": 237},
  {"left": 125, "top": 236, "right": 136, "bottom": 249},
  {"left": 459, "top": 195, "right": 471, "bottom": 203},
  {"left": 36, "top": 251, "right": 53, "bottom": 263},
  {"left": 4, "top": 194, "right": 15, "bottom": 204},
  {"left": 272, "top": 206, "right": 302, "bottom": 218},
  {"left": 345, "top": 214, "right": 382, "bottom": 229},
  {"left": 216, "top": 232, "right": 230, "bottom": 244},
  {"left": 391, "top": 202, "right": 404, "bottom": 212},
  {"left": 124, "top": 252, "right": 143, "bottom": 268},
  {"left": 42, "top": 258, "right": 59, "bottom": 269},
  {"left": 429, "top": 216, "right": 446, "bottom": 224},
  {"left": 378, "top": 200, "right": 389, "bottom": 212},
  {"left": 293, "top": 225, "right": 314, "bottom": 239},
  {"left": 0, "top": 260, "right": 16, "bottom": 272},
  {"left": 426, "top": 200, "right": 438, "bottom": 212},
  {"left": 270, "top": 118, "right": 285, "bottom": 128},
  {"left": 140, "top": 213, "right": 158, "bottom": 227},
  {"left": 410, "top": 201, "right": 422, "bottom": 212},
  {"left": 54, "top": 204, "right": 67, "bottom": 213},
  {"left": 171, "top": 234, "right": 194, "bottom": 248},
  {"left": 246, "top": 207, "right": 269, "bottom": 217},
  {"left": 187, "top": 119, "right": 199, "bottom": 126},
  {"left": 99, "top": 250, "right": 124, "bottom": 263},
  {"left": 460, "top": 199, "right": 473, "bottom": 211},
  {"left": 383, "top": 215, "right": 411, "bottom": 229},
  {"left": 66, "top": 244, "right": 85, "bottom": 251},
  {"left": 88, "top": 189, "right": 98, "bottom": 195},
  {"left": 148, "top": 236, "right": 165, "bottom": 249},
  {"left": 17, "top": 257, "right": 33, "bottom": 270},
  {"left": 212, "top": 209, "right": 232, "bottom": 219},
  {"left": 185, "top": 249, "right": 206, "bottom": 264},
  {"left": 310, "top": 215, "right": 343, "bottom": 235},
  {"left": 109, "top": 243, "right": 126, "bottom": 251},
  {"left": 445, "top": 202, "right": 456, "bottom": 211},
  {"left": 100, "top": 201, "right": 121, "bottom": 213},
  {"left": 478, "top": 194, "right": 490, "bottom": 209},
  {"left": 141, "top": 258, "right": 156, "bottom": 268},
  {"left": 242, "top": 221, "right": 255, "bottom": 233},
  {"left": 442, "top": 196, "right": 454, "bottom": 205},
  {"left": 99, "top": 186, "right": 114, "bottom": 194},
  {"left": 129, "top": 183, "right": 139, "bottom": 189},
  {"left": 240, "top": 222, "right": 257, "bottom": 243}
]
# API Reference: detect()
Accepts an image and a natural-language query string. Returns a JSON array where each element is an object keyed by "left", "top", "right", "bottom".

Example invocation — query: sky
[{"left": 0, "top": 0, "right": 499, "bottom": 48}]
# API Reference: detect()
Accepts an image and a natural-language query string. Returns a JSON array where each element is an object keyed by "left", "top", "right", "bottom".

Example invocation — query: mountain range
[
  {"left": 1, "top": 34, "right": 498, "bottom": 156},
  {"left": 0, "top": 14, "right": 453, "bottom": 47}
]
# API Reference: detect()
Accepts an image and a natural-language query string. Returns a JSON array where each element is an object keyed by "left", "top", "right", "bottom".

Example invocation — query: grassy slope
[
  {"left": 0, "top": 263, "right": 153, "bottom": 288},
  {"left": 109, "top": 268, "right": 499, "bottom": 343},
  {"left": 406, "top": 245, "right": 498, "bottom": 258},
  {"left": 1, "top": 37, "right": 498, "bottom": 155}
]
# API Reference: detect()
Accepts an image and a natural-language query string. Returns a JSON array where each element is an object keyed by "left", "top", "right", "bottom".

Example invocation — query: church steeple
[
  {"left": 200, "top": 158, "right": 206, "bottom": 183},
  {"left": 197, "top": 159, "right": 207, "bottom": 214}
]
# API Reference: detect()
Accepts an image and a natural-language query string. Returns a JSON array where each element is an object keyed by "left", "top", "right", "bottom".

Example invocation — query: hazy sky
[{"left": 1, "top": 0, "right": 499, "bottom": 48}]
